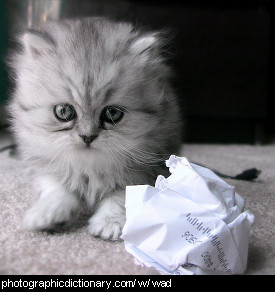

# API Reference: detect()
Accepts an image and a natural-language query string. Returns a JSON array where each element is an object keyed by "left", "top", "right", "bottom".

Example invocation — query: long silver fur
[{"left": 8, "top": 17, "right": 182, "bottom": 240}]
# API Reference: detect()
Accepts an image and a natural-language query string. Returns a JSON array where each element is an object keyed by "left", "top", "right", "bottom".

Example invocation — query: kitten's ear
[
  {"left": 129, "top": 33, "right": 160, "bottom": 59},
  {"left": 21, "top": 30, "right": 55, "bottom": 58}
]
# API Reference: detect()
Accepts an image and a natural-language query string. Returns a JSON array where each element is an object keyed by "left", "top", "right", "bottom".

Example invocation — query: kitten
[{"left": 8, "top": 17, "right": 182, "bottom": 240}]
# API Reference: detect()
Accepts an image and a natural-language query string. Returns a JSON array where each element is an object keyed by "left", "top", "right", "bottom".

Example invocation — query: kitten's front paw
[
  {"left": 24, "top": 195, "right": 79, "bottom": 231},
  {"left": 88, "top": 214, "right": 125, "bottom": 241}
]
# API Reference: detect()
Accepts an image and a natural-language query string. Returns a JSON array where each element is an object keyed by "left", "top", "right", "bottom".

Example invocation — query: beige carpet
[{"left": 0, "top": 129, "right": 274, "bottom": 275}]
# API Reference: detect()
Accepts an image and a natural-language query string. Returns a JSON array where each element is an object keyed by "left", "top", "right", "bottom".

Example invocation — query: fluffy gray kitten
[{"left": 8, "top": 17, "right": 182, "bottom": 240}]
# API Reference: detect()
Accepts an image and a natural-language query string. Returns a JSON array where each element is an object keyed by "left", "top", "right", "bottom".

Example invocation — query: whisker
[
  {"left": 114, "top": 141, "right": 166, "bottom": 167},
  {"left": 112, "top": 145, "right": 143, "bottom": 171},
  {"left": 122, "top": 139, "right": 173, "bottom": 160},
  {"left": 106, "top": 145, "right": 134, "bottom": 184},
  {"left": 105, "top": 145, "right": 126, "bottom": 185},
  {"left": 117, "top": 140, "right": 167, "bottom": 160}
]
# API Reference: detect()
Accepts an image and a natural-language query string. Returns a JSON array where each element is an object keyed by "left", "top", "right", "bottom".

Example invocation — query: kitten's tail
[{"left": 192, "top": 161, "right": 261, "bottom": 181}]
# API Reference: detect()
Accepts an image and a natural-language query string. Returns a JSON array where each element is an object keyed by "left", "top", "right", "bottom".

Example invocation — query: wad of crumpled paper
[{"left": 121, "top": 155, "right": 254, "bottom": 275}]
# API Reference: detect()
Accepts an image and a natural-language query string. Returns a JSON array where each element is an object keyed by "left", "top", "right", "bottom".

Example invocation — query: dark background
[{"left": 0, "top": 0, "right": 272, "bottom": 144}]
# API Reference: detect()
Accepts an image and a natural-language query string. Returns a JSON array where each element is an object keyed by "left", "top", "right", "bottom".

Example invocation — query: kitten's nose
[{"left": 79, "top": 134, "right": 97, "bottom": 144}]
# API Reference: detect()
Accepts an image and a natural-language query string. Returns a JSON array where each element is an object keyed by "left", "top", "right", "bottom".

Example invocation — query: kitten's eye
[
  {"left": 54, "top": 104, "right": 76, "bottom": 122},
  {"left": 100, "top": 106, "right": 124, "bottom": 125}
]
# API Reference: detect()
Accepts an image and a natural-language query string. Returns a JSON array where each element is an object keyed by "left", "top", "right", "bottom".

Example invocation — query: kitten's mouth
[
  {"left": 84, "top": 143, "right": 92, "bottom": 149},
  {"left": 82, "top": 143, "right": 95, "bottom": 151},
  {"left": 75, "top": 141, "right": 96, "bottom": 151}
]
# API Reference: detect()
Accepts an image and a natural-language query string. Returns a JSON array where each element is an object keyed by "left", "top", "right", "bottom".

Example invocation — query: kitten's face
[{"left": 10, "top": 18, "right": 180, "bottom": 179}]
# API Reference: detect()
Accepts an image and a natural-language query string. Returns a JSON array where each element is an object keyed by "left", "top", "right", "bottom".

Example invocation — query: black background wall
[
  {"left": 2, "top": 0, "right": 273, "bottom": 144},
  {"left": 129, "top": 0, "right": 272, "bottom": 144}
]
